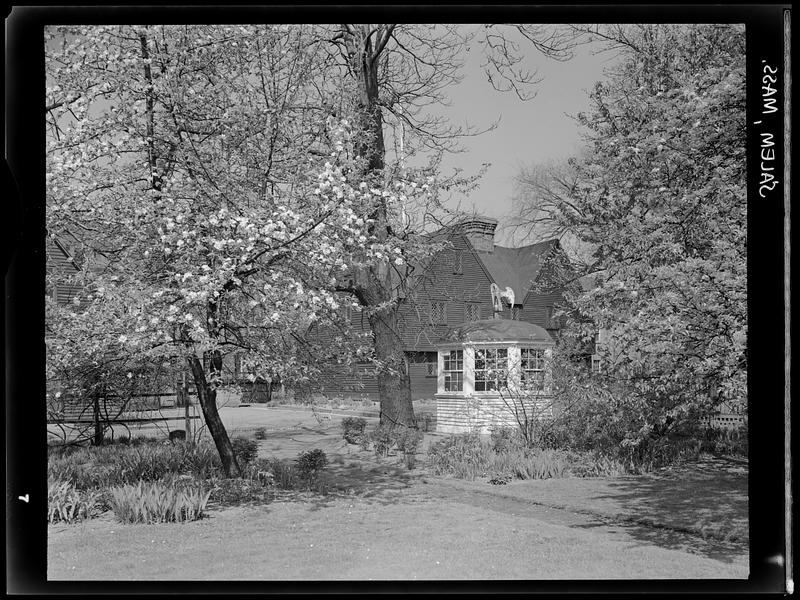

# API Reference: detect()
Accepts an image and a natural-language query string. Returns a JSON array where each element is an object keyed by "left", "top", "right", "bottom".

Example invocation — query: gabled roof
[
  {"left": 388, "top": 220, "right": 561, "bottom": 302},
  {"left": 476, "top": 239, "right": 558, "bottom": 302}
]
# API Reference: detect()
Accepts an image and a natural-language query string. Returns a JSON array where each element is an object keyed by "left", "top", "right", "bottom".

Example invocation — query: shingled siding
[
  {"left": 302, "top": 231, "right": 571, "bottom": 400},
  {"left": 397, "top": 235, "right": 497, "bottom": 351},
  {"left": 47, "top": 238, "right": 83, "bottom": 306},
  {"left": 436, "top": 393, "right": 554, "bottom": 434},
  {"left": 316, "top": 359, "right": 437, "bottom": 401},
  {"left": 520, "top": 288, "right": 568, "bottom": 337}
]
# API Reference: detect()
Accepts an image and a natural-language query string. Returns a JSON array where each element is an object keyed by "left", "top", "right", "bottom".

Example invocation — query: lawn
[{"left": 47, "top": 407, "right": 749, "bottom": 580}]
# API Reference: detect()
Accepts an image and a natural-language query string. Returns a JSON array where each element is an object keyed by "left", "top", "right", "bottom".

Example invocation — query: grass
[
  {"left": 46, "top": 409, "right": 748, "bottom": 579},
  {"left": 48, "top": 476, "right": 748, "bottom": 580}
]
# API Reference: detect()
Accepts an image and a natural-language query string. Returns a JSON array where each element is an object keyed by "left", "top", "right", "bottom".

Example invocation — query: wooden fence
[{"left": 47, "top": 389, "right": 202, "bottom": 444}]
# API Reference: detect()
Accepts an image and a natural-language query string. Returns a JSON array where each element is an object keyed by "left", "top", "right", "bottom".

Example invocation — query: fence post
[{"left": 183, "top": 371, "right": 192, "bottom": 440}]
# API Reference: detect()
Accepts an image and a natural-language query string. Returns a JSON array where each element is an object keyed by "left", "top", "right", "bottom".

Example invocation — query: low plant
[
  {"left": 341, "top": 417, "right": 368, "bottom": 444},
  {"left": 427, "top": 433, "right": 492, "bottom": 480},
  {"left": 47, "top": 479, "right": 103, "bottom": 524},
  {"left": 208, "top": 478, "right": 272, "bottom": 506},
  {"left": 231, "top": 437, "right": 260, "bottom": 466},
  {"left": 368, "top": 426, "right": 396, "bottom": 458},
  {"left": 253, "top": 458, "right": 298, "bottom": 490},
  {"left": 47, "top": 439, "right": 223, "bottom": 490},
  {"left": 515, "top": 449, "right": 568, "bottom": 479},
  {"left": 490, "top": 427, "right": 525, "bottom": 454},
  {"left": 394, "top": 427, "right": 423, "bottom": 454},
  {"left": 296, "top": 449, "right": 328, "bottom": 479},
  {"left": 107, "top": 480, "right": 211, "bottom": 524},
  {"left": 254, "top": 428, "right": 268, "bottom": 441},
  {"left": 701, "top": 424, "right": 748, "bottom": 458},
  {"left": 395, "top": 427, "right": 424, "bottom": 470},
  {"left": 563, "top": 450, "right": 629, "bottom": 478}
]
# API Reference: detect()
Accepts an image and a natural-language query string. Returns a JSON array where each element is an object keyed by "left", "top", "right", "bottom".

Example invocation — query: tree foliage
[
  {"left": 45, "top": 25, "right": 437, "bottom": 473},
  {"left": 46, "top": 23, "right": 581, "bottom": 468},
  {"left": 515, "top": 25, "right": 747, "bottom": 436}
]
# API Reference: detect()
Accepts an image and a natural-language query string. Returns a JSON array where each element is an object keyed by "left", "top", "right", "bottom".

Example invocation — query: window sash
[
  {"left": 453, "top": 250, "right": 463, "bottom": 274},
  {"left": 441, "top": 350, "right": 463, "bottom": 392},
  {"left": 465, "top": 303, "right": 481, "bottom": 322},
  {"left": 474, "top": 348, "right": 508, "bottom": 392},
  {"left": 431, "top": 301, "right": 447, "bottom": 324},
  {"left": 521, "top": 348, "right": 545, "bottom": 390}
]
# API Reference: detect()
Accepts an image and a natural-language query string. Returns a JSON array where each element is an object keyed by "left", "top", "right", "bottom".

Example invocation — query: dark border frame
[{"left": 5, "top": 3, "right": 790, "bottom": 595}]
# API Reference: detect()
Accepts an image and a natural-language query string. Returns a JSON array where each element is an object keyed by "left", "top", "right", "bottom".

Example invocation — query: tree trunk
[
  {"left": 345, "top": 24, "right": 416, "bottom": 430},
  {"left": 187, "top": 354, "right": 241, "bottom": 477},
  {"left": 370, "top": 306, "right": 416, "bottom": 430},
  {"left": 92, "top": 392, "right": 103, "bottom": 446}
]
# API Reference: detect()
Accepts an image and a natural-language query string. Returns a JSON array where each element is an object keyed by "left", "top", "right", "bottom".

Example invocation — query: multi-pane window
[
  {"left": 426, "top": 362, "right": 437, "bottom": 377},
  {"left": 464, "top": 303, "right": 481, "bottom": 322},
  {"left": 510, "top": 306, "right": 521, "bottom": 320},
  {"left": 442, "top": 350, "right": 463, "bottom": 391},
  {"left": 430, "top": 301, "right": 447, "bottom": 324},
  {"left": 453, "top": 250, "right": 463, "bottom": 274},
  {"left": 591, "top": 354, "right": 602, "bottom": 374},
  {"left": 474, "top": 348, "right": 508, "bottom": 392},
  {"left": 521, "top": 348, "right": 546, "bottom": 390}
]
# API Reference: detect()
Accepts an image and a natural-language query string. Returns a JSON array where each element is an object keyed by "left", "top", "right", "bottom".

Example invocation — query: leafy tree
[
  {"left": 514, "top": 25, "right": 746, "bottom": 437},
  {"left": 46, "top": 24, "right": 580, "bottom": 475},
  {"left": 45, "top": 25, "right": 432, "bottom": 475},
  {"left": 322, "top": 24, "right": 578, "bottom": 429}
]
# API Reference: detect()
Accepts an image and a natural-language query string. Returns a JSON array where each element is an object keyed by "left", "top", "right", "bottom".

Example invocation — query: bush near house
[{"left": 341, "top": 417, "right": 368, "bottom": 444}]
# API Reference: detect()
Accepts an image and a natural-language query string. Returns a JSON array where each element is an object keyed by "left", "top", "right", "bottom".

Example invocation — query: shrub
[
  {"left": 244, "top": 458, "right": 277, "bottom": 485},
  {"left": 257, "top": 458, "right": 298, "bottom": 490},
  {"left": 47, "top": 439, "right": 223, "bottom": 490},
  {"left": 514, "top": 449, "right": 568, "bottom": 479},
  {"left": 341, "top": 417, "right": 368, "bottom": 444},
  {"left": 490, "top": 427, "right": 525, "bottom": 454},
  {"left": 394, "top": 427, "right": 423, "bottom": 455},
  {"left": 701, "top": 424, "right": 748, "bottom": 457},
  {"left": 296, "top": 449, "right": 328, "bottom": 479},
  {"left": 562, "top": 450, "right": 629, "bottom": 478},
  {"left": 231, "top": 437, "right": 259, "bottom": 466},
  {"left": 208, "top": 478, "right": 272, "bottom": 506},
  {"left": 427, "top": 434, "right": 492, "bottom": 480},
  {"left": 47, "top": 480, "right": 103, "bottom": 524},
  {"left": 254, "top": 428, "right": 268, "bottom": 440},
  {"left": 107, "top": 480, "right": 211, "bottom": 524},
  {"left": 368, "top": 426, "right": 396, "bottom": 458}
]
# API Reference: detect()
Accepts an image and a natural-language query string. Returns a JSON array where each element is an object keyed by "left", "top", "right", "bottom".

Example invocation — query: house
[
  {"left": 434, "top": 318, "right": 555, "bottom": 433},
  {"left": 318, "top": 216, "right": 573, "bottom": 401},
  {"left": 46, "top": 219, "right": 575, "bottom": 406}
]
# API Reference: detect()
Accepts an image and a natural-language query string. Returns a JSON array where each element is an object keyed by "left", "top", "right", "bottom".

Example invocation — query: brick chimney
[{"left": 460, "top": 216, "right": 498, "bottom": 253}]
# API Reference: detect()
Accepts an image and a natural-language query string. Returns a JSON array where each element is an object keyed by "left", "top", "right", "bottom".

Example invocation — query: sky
[{"left": 429, "top": 33, "right": 618, "bottom": 245}]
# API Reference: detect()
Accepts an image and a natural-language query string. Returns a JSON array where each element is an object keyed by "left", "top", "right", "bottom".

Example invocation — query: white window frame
[
  {"left": 474, "top": 347, "right": 508, "bottom": 392},
  {"left": 441, "top": 349, "right": 464, "bottom": 392},
  {"left": 520, "top": 347, "right": 546, "bottom": 390}
]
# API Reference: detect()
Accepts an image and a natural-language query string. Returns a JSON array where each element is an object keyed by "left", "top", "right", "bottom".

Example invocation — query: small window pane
[
  {"left": 474, "top": 348, "right": 507, "bottom": 392},
  {"left": 442, "top": 350, "right": 463, "bottom": 392}
]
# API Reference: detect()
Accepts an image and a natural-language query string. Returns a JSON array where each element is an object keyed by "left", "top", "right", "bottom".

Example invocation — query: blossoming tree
[
  {"left": 45, "top": 25, "right": 437, "bottom": 475},
  {"left": 513, "top": 24, "right": 746, "bottom": 437}
]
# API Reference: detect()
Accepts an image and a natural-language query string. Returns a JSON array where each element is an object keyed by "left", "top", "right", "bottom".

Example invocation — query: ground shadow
[{"left": 572, "top": 457, "right": 749, "bottom": 563}]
